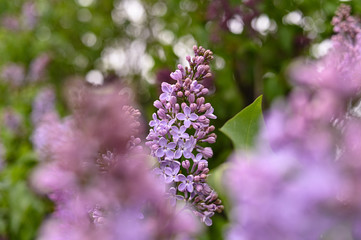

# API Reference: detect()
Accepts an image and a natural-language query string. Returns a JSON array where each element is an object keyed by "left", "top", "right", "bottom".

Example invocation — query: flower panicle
[{"left": 146, "top": 45, "right": 223, "bottom": 226}]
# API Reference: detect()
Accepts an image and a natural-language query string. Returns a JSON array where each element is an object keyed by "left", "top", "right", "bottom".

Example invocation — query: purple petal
[
  {"left": 166, "top": 150, "right": 174, "bottom": 158},
  {"left": 159, "top": 137, "right": 167, "bottom": 146},
  {"left": 175, "top": 195, "right": 184, "bottom": 200},
  {"left": 170, "top": 197, "right": 176, "bottom": 206},
  {"left": 160, "top": 93, "right": 167, "bottom": 101},
  {"left": 181, "top": 133, "right": 190, "bottom": 139},
  {"left": 189, "top": 113, "right": 198, "bottom": 121},
  {"left": 165, "top": 176, "right": 173, "bottom": 183},
  {"left": 169, "top": 187, "right": 176, "bottom": 195},
  {"left": 170, "top": 70, "right": 182, "bottom": 81},
  {"left": 184, "top": 120, "right": 191, "bottom": 128},
  {"left": 170, "top": 126, "right": 179, "bottom": 134},
  {"left": 204, "top": 217, "right": 212, "bottom": 226},
  {"left": 184, "top": 106, "right": 191, "bottom": 115},
  {"left": 187, "top": 175, "right": 194, "bottom": 181},
  {"left": 195, "top": 153, "right": 203, "bottom": 161},
  {"left": 183, "top": 151, "right": 192, "bottom": 159},
  {"left": 156, "top": 148, "right": 165, "bottom": 158},
  {"left": 178, "top": 183, "right": 186, "bottom": 192},
  {"left": 177, "top": 174, "right": 186, "bottom": 182},
  {"left": 174, "top": 150, "right": 182, "bottom": 159},
  {"left": 164, "top": 167, "right": 173, "bottom": 176},
  {"left": 167, "top": 142, "right": 176, "bottom": 149},
  {"left": 161, "top": 82, "right": 171, "bottom": 93},
  {"left": 186, "top": 183, "right": 194, "bottom": 192},
  {"left": 172, "top": 165, "right": 180, "bottom": 174},
  {"left": 180, "top": 125, "right": 187, "bottom": 133},
  {"left": 176, "top": 113, "right": 186, "bottom": 121}
]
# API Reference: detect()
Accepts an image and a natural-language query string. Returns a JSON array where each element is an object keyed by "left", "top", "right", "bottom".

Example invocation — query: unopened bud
[
  {"left": 196, "top": 97, "right": 205, "bottom": 106},
  {"left": 170, "top": 96, "right": 177, "bottom": 105},
  {"left": 182, "top": 160, "right": 190, "bottom": 170},
  {"left": 190, "top": 103, "right": 197, "bottom": 112},
  {"left": 188, "top": 93, "right": 195, "bottom": 103},
  {"left": 154, "top": 100, "right": 163, "bottom": 109}
]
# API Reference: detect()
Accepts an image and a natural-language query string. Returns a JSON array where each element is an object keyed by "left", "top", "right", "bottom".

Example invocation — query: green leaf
[{"left": 220, "top": 95, "right": 264, "bottom": 150}]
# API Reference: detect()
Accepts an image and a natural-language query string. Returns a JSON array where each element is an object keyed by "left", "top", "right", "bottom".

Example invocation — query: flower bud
[
  {"left": 177, "top": 91, "right": 183, "bottom": 98},
  {"left": 202, "top": 147, "right": 213, "bottom": 158},
  {"left": 207, "top": 125, "right": 215, "bottom": 132},
  {"left": 157, "top": 109, "right": 166, "bottom": 119},
  {"left": 154, "top": 100, "right": 163, "bottom": 109},
  {"left": 185, "top": 90, "right": 190, "bottom": 97},
  {"left": 196, "top": 184, "right": 203, "bottom": 192},
  {"left": 170, "top": 96, "right": 177, "bottom": 105},
  {"left": 175, "top": 103, "right": 180, "bottom": 112},
  {"left": 196, "top": 97, "right": 205, "bottom": 106},
  {"left": 190, "top": 103, "right": 197, "bottom": 112},
  {"left": 182, "top": 160, "right": 190, "bottom": 170},
  {"left": 181, "top": 102, "right": 187, "bottom": 110},
  {"left": 204, "top": 103, "right": 211, "bottom": 110},
  {"left": 188, "top": 93, "right": 195, "bottom": 103}
]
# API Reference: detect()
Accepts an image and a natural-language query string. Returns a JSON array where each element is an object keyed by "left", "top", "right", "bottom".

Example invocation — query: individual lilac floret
[
  {"left": 155, "top": 137, "right": 176, "bottom": 158},
  {"left": 177, "top": 174, "right": 194, "bottom": 192},
  {"left": 160, "top": 82, "right": 174, "bottom": 101},
  {"left": 146, "top": 46, "right": 223, "bottom": 226},
  {"left": 164, "top": 165, "right": 180, "bottom": 183},
  {"left": 170, "top": 126, "right": 189, "bottom": 142},
  {"left": 176, "top": 106, "right": 198, "bottom": 128}
]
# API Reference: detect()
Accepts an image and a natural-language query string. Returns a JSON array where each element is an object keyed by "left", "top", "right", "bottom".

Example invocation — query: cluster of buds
[{"left": 146, "top": 46, "right": 223, "bottom": 226}]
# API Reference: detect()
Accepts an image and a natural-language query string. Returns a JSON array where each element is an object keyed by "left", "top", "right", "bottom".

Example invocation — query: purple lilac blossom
[
  {"left": 32, "top": 83, "right": 200, "bottom": 240},
  {"left": 226, "top": 5, "right": 361, "bottom": 240},
  {"left": 1, "top": 63, "right": 25, "bottom": 87},
  {"left": 2, "top": 108, "right": 22, "bottom": 133},
  {"left": 31, "top": 87, "right": 56, "bottom": 125},
  {"left": 28, "top": 53, "right": 51, "bottom": 82},
  {"left": 22, "top": 1, "right": 38, "bottom": 30},
  {"left": 146, "top": 46, "right": 223, "bottom": 226}
]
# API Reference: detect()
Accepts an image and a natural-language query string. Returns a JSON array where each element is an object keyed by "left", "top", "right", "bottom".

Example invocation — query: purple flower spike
[
  {"left": 147, "top": 46, "right": 222, "bottom": 226},
  {"left": 155, "top": 137, "right": 176, "bottom": 158},
  {"left": 176, "top": 106, "right": 198, "bottom": 128},
  {"left": 178, "top": 174, "right": 194, "bottom": 192}
]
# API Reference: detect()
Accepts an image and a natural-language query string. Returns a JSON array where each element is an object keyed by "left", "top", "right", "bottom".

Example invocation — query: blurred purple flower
[
  {"left": 2, "top": 109, "right": 22, "bottom": 133},
  {"left": 226, "top": 5, "right": 361, "bottom": 239},
  {"left": 28, "top": 53, "right": 51, "bottom": 82},
  {"left": 32, "top": 83, "right": 201, "bottom": 239},
  {"left": 31, "top": 87, "right": 56, "bottom": 125},
  {"left": 1, "top": 63, "right": 25, "bottom": 87},
  {"left": 22, "top": 1, "right": 38, "bottom": 30}
]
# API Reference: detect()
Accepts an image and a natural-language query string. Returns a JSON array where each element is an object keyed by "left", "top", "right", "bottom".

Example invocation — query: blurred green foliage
[{"left": 0, "top": 0, "right": 357, "bottom": 239}]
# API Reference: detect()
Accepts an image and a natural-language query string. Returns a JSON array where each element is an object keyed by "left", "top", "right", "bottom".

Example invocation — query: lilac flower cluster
[
  {"left": 226, "top": 5, "right": 361, "bottom": 239},
  {"left": 146, "top": 46, "right": 223, "bottom": 226},
  {"left": 1, "top": 53, "right": 51, "bottom": 87},
  {"left": 32, "top": 83, "right": 200, "bottom": 240},
  {"left": 1, "top": 1, "right": 38, "bottom": 31}
]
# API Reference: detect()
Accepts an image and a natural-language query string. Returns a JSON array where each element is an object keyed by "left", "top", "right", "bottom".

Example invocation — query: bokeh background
[{"left": 0, "top": 0, "right": 357, "bottom": 239}]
